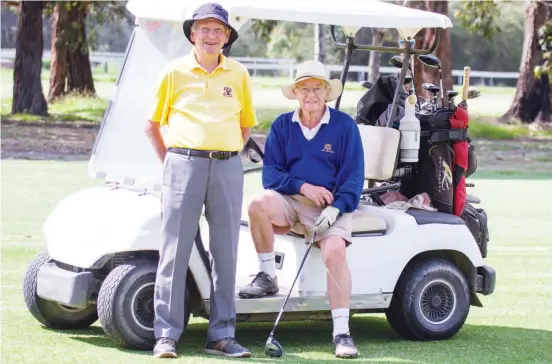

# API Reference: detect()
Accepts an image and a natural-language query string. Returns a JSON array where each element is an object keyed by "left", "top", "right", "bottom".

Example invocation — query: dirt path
[{"left": 2, "top": 122, "right": 552, "bottom": 173}]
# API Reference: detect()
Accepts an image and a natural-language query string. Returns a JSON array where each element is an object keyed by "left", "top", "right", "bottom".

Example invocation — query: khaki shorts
[{"left": 264, "top": 190, "right": 353, "bottom": 247}]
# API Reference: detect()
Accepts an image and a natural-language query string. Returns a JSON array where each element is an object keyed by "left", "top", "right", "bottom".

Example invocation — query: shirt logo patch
[
  {"left": 223, "top": 86, "right": 233, "bottom": 97},
  {"left": 322, "top": 143, "right": 334, "bottom": 153}
]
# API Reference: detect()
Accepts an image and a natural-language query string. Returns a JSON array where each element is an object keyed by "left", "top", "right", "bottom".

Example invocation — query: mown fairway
[{"left": 1, "top": 160, "right": 551, "bottom": 363}]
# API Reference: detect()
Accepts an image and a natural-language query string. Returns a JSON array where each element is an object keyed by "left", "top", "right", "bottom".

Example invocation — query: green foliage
[
  {"left": 535, "top": 23, "right": 552, "bottom": 81},
  {"left": 452, "top": 0, "right": 504, "bottom": 38},
  {"left": 249, "top": 19, "right": 279, "bottom": 42}
]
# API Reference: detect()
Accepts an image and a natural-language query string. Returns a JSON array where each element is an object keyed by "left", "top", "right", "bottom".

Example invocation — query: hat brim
[
  {"left": 281, "top": 76, "right": 343, "bottom": 102},
  {"left": 182, "top": 16, "right": 238, "bottom": 49}
]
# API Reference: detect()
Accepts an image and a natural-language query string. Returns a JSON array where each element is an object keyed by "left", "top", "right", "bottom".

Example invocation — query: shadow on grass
[{"left": 48, "top": 315, "right": 552, "bottom": 363}]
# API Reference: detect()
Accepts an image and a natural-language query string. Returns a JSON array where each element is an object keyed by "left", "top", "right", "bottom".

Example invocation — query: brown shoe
[{"left": 204, "top": 337, "right": 252, "bottom": 358}]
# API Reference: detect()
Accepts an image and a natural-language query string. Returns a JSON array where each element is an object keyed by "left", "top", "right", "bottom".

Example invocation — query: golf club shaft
[
  {"left": 268, "top": 232, "right": 317, "bottom": 337},
  {"left": 439, "top": 69, "right": 444, "bottom": 108}
]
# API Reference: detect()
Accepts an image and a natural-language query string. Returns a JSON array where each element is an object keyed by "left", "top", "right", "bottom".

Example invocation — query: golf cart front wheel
[
  {"left": 23, "top": 250, "right": 98, "bottom": 329},
  {"left": 386, "top": 258, "right": 470, "bottom": 340},
  {"left": 97, "top": 259, "right": 191, "bottom": 350}
]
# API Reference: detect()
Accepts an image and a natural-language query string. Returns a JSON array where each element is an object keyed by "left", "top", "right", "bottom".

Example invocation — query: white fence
[{"left": 1, "top": 48, "right": 519, "bottom": 85}]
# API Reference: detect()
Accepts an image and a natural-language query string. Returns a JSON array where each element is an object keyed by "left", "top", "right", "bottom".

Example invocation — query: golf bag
[
  {"left": 356, "top": 76, "right": 478, "bottom": 216},
  {"left": 461, "top": 202, "right": 489, "bottom": 257},
  {"left": 356, "top": 75, "right": 407, "bottom": 127}
]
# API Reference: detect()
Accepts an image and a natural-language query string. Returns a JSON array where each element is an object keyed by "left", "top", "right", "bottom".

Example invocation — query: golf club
[
  {"left": 265, "top": 232, "right": 317, "bottom": 358},
  {"left": 447, "top": 90, "right": 459, "bottom": 109},
  {"left": 422, "top": 82, "right": 440, "bottom": 112},
  {"left": 418, "top": 54, "right": 444, "bottom": 108},
  {"left": 468, "top": 88, "right": 481, "bottom": 99}
]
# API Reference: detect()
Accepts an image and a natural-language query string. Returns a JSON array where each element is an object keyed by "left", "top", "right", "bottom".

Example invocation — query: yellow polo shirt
[{"left": 148, "top": 51, "right": 258, "bottom": 151}]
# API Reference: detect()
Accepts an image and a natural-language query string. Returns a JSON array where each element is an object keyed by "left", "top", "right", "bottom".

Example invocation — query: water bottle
[{"left": 399, "top": 94, "right": 421, "bottom": 163}]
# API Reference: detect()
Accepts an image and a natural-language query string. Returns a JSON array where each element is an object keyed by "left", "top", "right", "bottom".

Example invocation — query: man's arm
[
  {"left": 262, "top": 118, "right": 305, "bottom": 195},
  {"left": 331, "top": 120, "right": 365, "bottom": 215},
  {"left": 239, "top": 67, "right": 258, "bottom": 143},
  {"left": 145, "top": 120, "right": 167, "bottom": 162},
  {"left": 241, "top": 127, "right": 251, "bottom": 148},
  {"left": 146, "top": 67, "right": 172, "bottom": 162}
]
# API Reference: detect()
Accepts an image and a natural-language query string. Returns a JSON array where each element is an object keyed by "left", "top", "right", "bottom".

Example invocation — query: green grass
[{"left": 2, "top": 160, "right": 552, "bottom": 363}]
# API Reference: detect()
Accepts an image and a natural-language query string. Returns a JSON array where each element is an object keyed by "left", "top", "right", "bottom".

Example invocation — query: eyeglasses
[
  {"left": 295, "top": 87, "right": 327, "bottom": 95},
  {"left": 197, "top": 27, "right": 226, "bottom": 35}
]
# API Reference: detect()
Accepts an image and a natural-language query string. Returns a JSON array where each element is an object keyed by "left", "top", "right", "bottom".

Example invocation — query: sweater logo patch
[
  {"left": 223, "top": 86, "right": 233, "bottom": 97},
  {"left": 321, "top": 143, "right": 334, "bottom": 153}
]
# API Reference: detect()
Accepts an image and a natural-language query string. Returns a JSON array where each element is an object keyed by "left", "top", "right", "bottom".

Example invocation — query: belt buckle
[{"left": 208, "top": 151, "right": 217, "bottom": 159}]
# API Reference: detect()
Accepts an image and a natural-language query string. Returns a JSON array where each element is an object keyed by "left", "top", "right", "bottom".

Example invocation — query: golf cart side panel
[{"left": 88, "top": 19, "right": 191, "bottom": 190}]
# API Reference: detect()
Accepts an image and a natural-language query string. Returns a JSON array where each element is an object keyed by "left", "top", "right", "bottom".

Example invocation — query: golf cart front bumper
[
  {"left": 36, "top": 262, "right": 99, "bottom": 308},
  {"left": 475, "top": 265, "right": 496, "bottom": 295}
]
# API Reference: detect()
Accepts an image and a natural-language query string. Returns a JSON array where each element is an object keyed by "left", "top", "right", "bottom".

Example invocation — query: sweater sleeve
[
  {"left": 262, "top": 117, "right": 306, "bottom": 194},
  {"left": 332, "top": 119, "right": 365, "bottom": 215}
]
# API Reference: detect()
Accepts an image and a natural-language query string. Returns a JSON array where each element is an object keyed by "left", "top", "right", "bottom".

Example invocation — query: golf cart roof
[{"left": 127, "top": 0, "right": 452, "bottom": 39}]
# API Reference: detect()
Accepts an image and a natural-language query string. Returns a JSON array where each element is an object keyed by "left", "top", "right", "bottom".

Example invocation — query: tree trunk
[
  {"left": 66, "top": 3, "right": 95, "bottom": 95},
  {"left": 48, "top": 2, "right": 69, "bottom": 101},
  {"left": 11, "top": 1, "right": 48, "bottom": 116},
  {"left": 368, "top": 29, "right": 386, "bottom": 84},
  {"left": 500, "top": 1, "right": 550, "bottom": 124},
  {"left": 423, "top": 0, "right": 452, "bottom": 107}
]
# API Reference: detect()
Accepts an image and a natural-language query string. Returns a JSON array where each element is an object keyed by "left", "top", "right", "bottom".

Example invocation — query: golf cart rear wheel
[
  {"left": 386, "top": 258, "right": 469, "bottom": 340},
  {"left": 23, "top": 250, "right": 98, "bottom": 329},
  {"left": 97, "top": 259, "right": 191, "bottom": 350}
]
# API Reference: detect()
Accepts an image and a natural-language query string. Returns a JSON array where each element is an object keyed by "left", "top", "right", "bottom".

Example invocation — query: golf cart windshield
[{"left": 89, "top": 0, "right": 453, "bottom": 191}]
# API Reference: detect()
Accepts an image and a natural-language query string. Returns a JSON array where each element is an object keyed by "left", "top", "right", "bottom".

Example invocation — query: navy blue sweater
[{"left": 262, "top": 107, "right": 365, "bottom": 215}]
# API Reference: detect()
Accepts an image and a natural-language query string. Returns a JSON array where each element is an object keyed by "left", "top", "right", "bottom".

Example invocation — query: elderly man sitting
[{"left": 238, "top": 60, "right": 365, "bottom": 358}]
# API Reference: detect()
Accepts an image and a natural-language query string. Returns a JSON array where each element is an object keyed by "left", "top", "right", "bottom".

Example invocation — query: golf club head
[
  {"left": 265, "top": 336, "right": 283, "bottom": 358},
  {"left": 468, "top": 89, "right": 481, "bottom": 99},
  {"left": 389, "top": 55, "right": 403, "bottom": 69},
  {"left": 418, "top": 54, "right": 441, "bottom": 68},
  {"left": 422, "top": 82, "right": 439, "bottom": 93},
  {"left": 447, "top": 90, "right": 459, "bottom": 98},
  {"left": 361, "top": 80, "right": 373, "bottom": 89}
]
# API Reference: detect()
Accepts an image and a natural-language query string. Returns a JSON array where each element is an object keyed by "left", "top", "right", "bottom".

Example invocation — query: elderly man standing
[
  {"left": 238, "top": 60, "right": 364, "bottom": 359},
  {"left": 145, "top": 2, "right": 257, "bottom": 359}
]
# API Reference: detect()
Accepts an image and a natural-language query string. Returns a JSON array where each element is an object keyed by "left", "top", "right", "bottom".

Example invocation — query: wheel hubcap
[
  {"left": 131, "top": 282, "right": 155, "bottom": 331},
  {"left": 419, "top": 279, "right": 456, "bottom": 325}
]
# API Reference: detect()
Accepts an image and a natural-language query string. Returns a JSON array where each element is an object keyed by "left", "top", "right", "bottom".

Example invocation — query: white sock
[
  {"left": 258, "top": 252, "right": 276, "bottom": 278},
  {"left": 332, "top": 308, "right": 350, "bottom": 338}
]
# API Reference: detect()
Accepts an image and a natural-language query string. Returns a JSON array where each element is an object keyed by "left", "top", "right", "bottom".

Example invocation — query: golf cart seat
[{"left": 358, "top": 123, "right": 401, "bottom": 183}]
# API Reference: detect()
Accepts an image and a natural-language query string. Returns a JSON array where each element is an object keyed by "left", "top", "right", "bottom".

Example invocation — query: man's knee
[
  {"left": 248, "top": 191, "right": 278, "bottom": 218},
  {"left": 321, "top": 236, "right": 347, "bottom": 266}
]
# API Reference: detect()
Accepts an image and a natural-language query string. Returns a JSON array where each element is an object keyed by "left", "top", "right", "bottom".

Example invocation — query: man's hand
[
  {"left": 300, "top": 183, "right": 334, "bottom": 208},
  {"left": 311, "top": 206, "right": 340, "bottom": 233}
]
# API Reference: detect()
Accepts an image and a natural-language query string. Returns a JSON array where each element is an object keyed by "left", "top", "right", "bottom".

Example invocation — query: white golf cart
[{"left": 23, "top": 0, "right": 496, "bottom": 351}]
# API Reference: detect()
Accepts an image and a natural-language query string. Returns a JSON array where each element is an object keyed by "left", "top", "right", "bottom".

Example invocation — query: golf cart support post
[{"left": 22, "top": 0, "right": 496, "bottom": 353}]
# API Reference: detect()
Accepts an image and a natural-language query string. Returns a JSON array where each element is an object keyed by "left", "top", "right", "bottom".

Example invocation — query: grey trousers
[{"left": 153, "top": 151, "right": 243, "bottom": 342}]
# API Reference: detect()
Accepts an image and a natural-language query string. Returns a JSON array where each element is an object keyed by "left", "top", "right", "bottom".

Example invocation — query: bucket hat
[
  {"left": 182, "top": 3, "right": 238, "bottom": 49},
  {"left": 281, "top": 60, "right": 343, "bottom": 102}
]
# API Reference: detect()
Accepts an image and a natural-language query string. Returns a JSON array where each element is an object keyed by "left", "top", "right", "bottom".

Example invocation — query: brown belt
[{"left": 168, "top": 147, "right": 238, "bottom": 160}]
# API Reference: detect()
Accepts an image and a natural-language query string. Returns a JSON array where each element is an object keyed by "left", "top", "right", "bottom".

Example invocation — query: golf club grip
[
  {"left": 462, "top": 67, "right": 470, "bottom": 100},
  {"left": 269, "top": 232, "right": 317, "bottom": 335}
]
